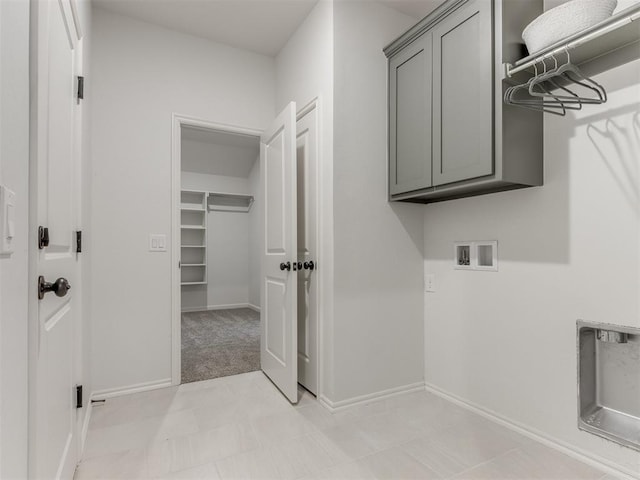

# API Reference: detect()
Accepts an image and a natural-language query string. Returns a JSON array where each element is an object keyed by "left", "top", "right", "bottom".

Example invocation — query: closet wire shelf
[
  {"left": 503, "top": 4, "right": 640, "bottom": 115},
  {"left": 505, "top": 4, "right": 640, "bottom": 78}
]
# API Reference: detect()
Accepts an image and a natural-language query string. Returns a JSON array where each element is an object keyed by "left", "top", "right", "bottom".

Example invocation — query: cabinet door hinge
[{"left": 76, "top": 230, "right": 82, "bottom": 253}]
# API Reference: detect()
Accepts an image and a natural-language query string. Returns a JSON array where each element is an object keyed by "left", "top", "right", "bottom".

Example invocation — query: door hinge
[
  {"left": 76, "top": 385, "right": 83, "bottom": 409},
  {"left": 76, "top": 230, "right": 82, "bottom": 253},
  {"left": 77, "top": 76, "right": 84, "bottom": 100},
  {"left": 38, "top": 226, "right": 49, "bottom": 249}
]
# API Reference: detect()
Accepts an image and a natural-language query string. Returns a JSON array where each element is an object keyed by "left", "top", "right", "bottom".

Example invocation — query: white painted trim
[
  {"left": 296, "top": 98, "right": 323, "bottom": 402},
  {"left": 92, "top": 378, "right": 173, "bottom": 401},
  {"left": 318, "top": 381, "right": 426, "bottom": 413},
  {"left": 181, "top": 303, "right": 256, "bottom": 313},
  {"left": 248, "top": 303, "right": 260, "bottom": 313},
  {"left": 171, "top": 114, "right": 263, "bottom": 388},
  {"left": 310, "top": 94, "right": 331, "bottom": 407},
  {"left": 171, "top": 115, "right": 182, "bottom": 386},
  {"left": 423, "top": 382, "right": 638, "bottom": 480},
  {"left": 176, "top": 115, "right": 264, "bottom": 139},
  {"left": 78, "top": 398, "right": 93, "bottom": 458},
  {"left": 28, "top": 3, "right": 45, "bottom": 475},
  {"left": 297, "top": 97, "right": 318, "bottom": 121},
  {"left": 0, "top": 202, "right": 3, "bottom": 480},
  {"left": 68, "top": 0, "right": 82, "bottom": 40}
]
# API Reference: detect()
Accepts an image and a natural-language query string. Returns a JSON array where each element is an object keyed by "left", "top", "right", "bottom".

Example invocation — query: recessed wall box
[
  {"left": 454, "top": 241, "right": 498, "bottom": 271},
  {"left": 578, "top": 321, "right": 640, "bottom": 451},
  {"left": 454, "top": 242, "right": 472, "bottom": 270},
  {"left": 475, "top": 241, "right": 498, "bottom": 271}
]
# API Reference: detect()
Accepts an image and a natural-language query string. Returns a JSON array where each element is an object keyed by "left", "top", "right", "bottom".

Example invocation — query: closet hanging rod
[{"left": 506, "top": 5, "right": 640, "bottom": 78}]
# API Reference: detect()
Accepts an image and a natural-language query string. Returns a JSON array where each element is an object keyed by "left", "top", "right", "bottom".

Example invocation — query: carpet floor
[{"left": 181, "top": 308, "right": 260, "bottom": 384}]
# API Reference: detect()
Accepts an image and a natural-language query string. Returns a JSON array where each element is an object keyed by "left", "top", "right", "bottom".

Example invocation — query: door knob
[
  {"left": 38, "top": 276, "right": 71, "bottom": 300},
  {"left": 279, "top": 262, "right": 291, "bottom": 271},
  {"left": 303, "top": 261, "right": 315, "bottom": 271}
]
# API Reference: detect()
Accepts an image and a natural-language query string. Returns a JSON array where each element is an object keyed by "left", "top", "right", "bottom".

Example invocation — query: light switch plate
[
  {"left": 149, "top": 234, "right": 167, "bottom": 252},
  {"left": 425, "top": 274, "right": 435, "bottom": 293},
  {"left": 0, "top": 185, "right": 16, "bottom": 256}
]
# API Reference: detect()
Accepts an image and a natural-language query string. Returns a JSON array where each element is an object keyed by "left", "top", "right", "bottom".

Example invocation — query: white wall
[
  {"left": 330, "top": 1, "right": 425, "bottom": 403},
  {"left": 0, "top": 1, "right": 29, "bottom": 476},
  {"left": 181, "top": 171, "right": 251, "bottom": 195},
  {"left": 423, "top": 50, "right": 640, "bottom": 477},
  {"left": 275, "top": 0, "right": 336, "bottom": 399},
  {"left": 206, "top": 209, "right": 249, "bottom": 306},
  {"left": 181, "top": 171, "right": 254, "bottom": 311},
  {"left": 182, "top": 138, "right": 258, "bottom": 178},
  {"left": 90, "top": 8, "right": 275, "bottom": 394},
  {"left": 276, "top": 0, "right": 426, "bottom": 404}
]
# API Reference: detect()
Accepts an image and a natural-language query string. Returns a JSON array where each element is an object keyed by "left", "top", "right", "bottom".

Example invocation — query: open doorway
[
  {"left": 178, "top": 124, "right": 262, "bottom": 384},
  {"left": 172, "top": 102, "right": 321, "bottom": 402}
]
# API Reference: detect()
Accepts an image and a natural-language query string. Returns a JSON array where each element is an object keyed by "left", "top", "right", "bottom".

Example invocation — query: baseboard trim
[
  {"left": 318, "top": 381, "right": 425, "bottom": 413},
  {"left": 181, "top": 303, "right": 255, "bottom": 313},
  {"left": 424, "top": 382, "right": 638, "bottom": 480},
  {"left": 247, "top": 303, "right": 260, "bottom": 313},
  {"left": 92, "top": 378, "right": 172, "bottom": 400}
]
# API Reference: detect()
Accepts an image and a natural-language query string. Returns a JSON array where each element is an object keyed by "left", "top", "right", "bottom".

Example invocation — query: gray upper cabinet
[
  {"left": 433, "top": 0, "right": 492, "bottom": 186},
  {"left": 384, "top": 0, "right": 545, "bottom": 203},
  {"left": 389, "top": 33, "right": 432, "bottom": 195}
]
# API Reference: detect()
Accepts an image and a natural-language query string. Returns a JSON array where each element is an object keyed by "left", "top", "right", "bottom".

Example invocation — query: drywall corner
[{"left": 331, "top": 0, "right": 425, "bottom": 402}]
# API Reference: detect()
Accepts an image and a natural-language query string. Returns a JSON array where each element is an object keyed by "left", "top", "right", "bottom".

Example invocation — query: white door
[
  {"left": 260, "top": 102, "right": 298, "bottom": 403},
  {"left": 296, "top": 106, "right": 319, "bottom": 395},
  {"left": 31, "top": 0, "right": 81, "bottom": 478}
]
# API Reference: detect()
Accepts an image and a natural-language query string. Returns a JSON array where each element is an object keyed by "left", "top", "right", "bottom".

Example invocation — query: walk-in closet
[{"left": 179, "top": 126, "right": 261, "bottom": 383}]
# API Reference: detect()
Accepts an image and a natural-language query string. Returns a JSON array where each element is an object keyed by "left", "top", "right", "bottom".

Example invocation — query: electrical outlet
[
  {"left": 425, "top": 274, "right": 435, "bottom": 293},
  {"left": 149, "top": 234, "right": 167, "bottom": 252}
]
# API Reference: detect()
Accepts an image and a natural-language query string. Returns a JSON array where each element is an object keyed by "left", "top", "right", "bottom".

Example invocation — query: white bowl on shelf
[{"left": 522, "top": 0, "right": 617, "bottom": 55}]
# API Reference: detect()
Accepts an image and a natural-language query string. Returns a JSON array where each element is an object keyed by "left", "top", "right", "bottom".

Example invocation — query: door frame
[
  {"left": 295, "top": 98, "right": 323, "bottom": 398},
  {"left": 170, "top": 114, "right": 264, "bottom": 385},
  {"left": 170, "top": 101, "right": 324, "bottom": 403}
]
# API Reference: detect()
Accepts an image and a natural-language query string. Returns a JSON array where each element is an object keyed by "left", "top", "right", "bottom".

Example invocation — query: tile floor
[{"left": 76, "top": 371, "right": 612, "bottom": 480}]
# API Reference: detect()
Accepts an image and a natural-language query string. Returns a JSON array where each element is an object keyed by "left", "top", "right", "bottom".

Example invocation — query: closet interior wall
[{"left": 180, "top": 133, "right": 260, "bottom": 312}]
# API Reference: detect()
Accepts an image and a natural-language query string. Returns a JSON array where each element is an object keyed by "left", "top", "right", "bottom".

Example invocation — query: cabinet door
[
  {"left": 432, "top": 0, "right": 493, "bottom": 186},
  {"left": 389, "top": 33, "right": 432, "bottom": 196}
]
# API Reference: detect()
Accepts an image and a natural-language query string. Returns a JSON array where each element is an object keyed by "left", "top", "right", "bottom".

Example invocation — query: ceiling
[
  {"left": 93, "top": 0, "right": 445, "bottom": 56},
  {"left": 93, "top": 0, "right": 319, "bottom": 56},
  {"left": 181, "top": 127, "right": 260, "bottom": 178},
  {"left": 378, "top": 0, "right": 444, "bottom": 19},
  {"left": 182, "top": 127, "right": 260, "bottom": 149}
]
